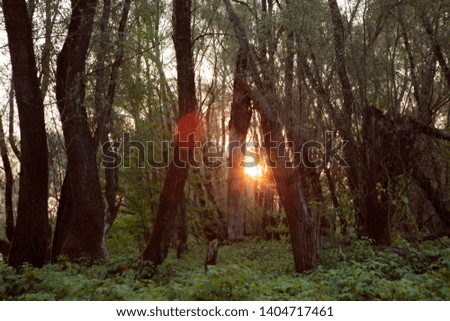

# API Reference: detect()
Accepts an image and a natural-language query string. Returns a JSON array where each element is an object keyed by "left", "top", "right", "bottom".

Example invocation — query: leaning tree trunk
[
  {"left": 413, "top": 169, "right": 450, "bottom": 229},
  {"left": 141, "top": 0, "right": 197, "bottom": 265},
  {"left": 142, "top": 152, "right": 192, "bottom": 265},
  {"left": 53, "top": 0, "right": 108, "bottom": 262},
  {"left": 227, "top": 48, "right": 252, "bottom": 241},
  {"left": 419, "top": 12, "right": 450, "bottom": 89},
  {"left": 255, "top": 109, "right": 320, "bottom": 271},
  {"left": 224, "top": 0, "right": 319, "bottom": 272},
  {"left": 328, "top": 0, "right": 392, "bottom": 245},
  {"left": 3, "top": 0, "right": 49, "bottom": 268}
]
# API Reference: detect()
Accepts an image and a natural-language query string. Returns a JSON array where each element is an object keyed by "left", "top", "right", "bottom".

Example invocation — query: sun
[{"left": 244, "top": 164, "right": 263, "bottom": 179}]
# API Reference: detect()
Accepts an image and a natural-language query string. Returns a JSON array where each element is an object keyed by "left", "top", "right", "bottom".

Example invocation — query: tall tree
[
  {"left": 328, "top": 0, "right": 392, "bottom": 244},
  {"left": 52, "top": 0, "right": 108, "bottom": 262},
  {"left": 141, "top": 0, "right": 198, "bottom": 265},
  {"left": 3, "top": 0, "right": 49, "bottom": 267},
  {"left": 227, "top": 48, "right": 252, "bottom": 241},
  {"left": 93, "top": 0, "right": 132, "bottom": 234},
  {"left": 224, "top": 0, "right": 320, "bottom": 272}
]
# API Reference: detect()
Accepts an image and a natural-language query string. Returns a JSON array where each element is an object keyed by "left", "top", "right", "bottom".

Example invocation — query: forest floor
[{"left": 1, "top": 230, "right": 449, "bottom": 300}]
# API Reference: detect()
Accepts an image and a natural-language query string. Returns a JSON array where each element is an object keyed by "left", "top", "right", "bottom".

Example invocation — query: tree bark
[
  {"left": 53, "top": 0, "right": 108, "bottom": 262},
  {"left": 3, "top": 0, "right": 49, "bottom": 268},
  {"left": 141, "top": 0, "right": 197, "bottom": 266},
  {"left": 176, "top": 190, "right": 188, "bottom": 259}
]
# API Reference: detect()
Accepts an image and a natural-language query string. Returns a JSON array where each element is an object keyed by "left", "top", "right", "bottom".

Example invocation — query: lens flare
[{"left": 244, "top": 164, "right": 263, "bottom": 179}]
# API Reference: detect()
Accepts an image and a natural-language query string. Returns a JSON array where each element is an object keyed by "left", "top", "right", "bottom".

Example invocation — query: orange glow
[
  {"left": 244, "top": 164, "right": 263, "bottom": 179},
  {"left": 174, "top": 112, "right": 205, "bottom": 148}
]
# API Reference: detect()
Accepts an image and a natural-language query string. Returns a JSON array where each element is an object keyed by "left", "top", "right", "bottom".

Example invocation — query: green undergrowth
[{"left": 0, "top": 237, "right": 449, "bottom": 300}]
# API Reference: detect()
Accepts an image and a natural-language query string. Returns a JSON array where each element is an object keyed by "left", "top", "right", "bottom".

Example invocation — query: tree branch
[{"left": 410, "top": 118, "right": 450, "bottom": 141}]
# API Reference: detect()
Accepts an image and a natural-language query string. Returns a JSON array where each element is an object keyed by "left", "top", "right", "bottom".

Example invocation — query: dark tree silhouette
[
  {"left": 52, "top": 0, "right": 108, "bottom": 262},
  {"left": 3, "top": 0, "right": 49, "bottom": 268},
  {"left": 141, "top": 0, "right": 198, "bottom": 265}
]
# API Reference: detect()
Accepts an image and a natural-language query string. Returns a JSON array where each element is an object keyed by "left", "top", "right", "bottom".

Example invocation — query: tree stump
[{"left": 204, "top": 239, "right": 219, "bottom": 271}]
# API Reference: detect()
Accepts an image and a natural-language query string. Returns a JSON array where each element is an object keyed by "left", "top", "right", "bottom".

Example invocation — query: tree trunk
[
  {"left": 325, "top": 167, "right": 344, "bottom": 234},
  {"left": 94, "top": 0, "right": 131, "bottom": 234},
  {"left": 204, "top": 170, "right": 226, "bottom": 240},
  {"left": 224, "top": 0, "right": 319, "bottom": 272},
  {"left": 103, "top": 139, "right": 121, "bottom": 234},
  {"left": 3, "top": 0, "right": 49, "bottom": 268},
  {"left": 0, "top": 118, "right": 14, "bottom": 242},
  {"left": 419, "top": 13, "right": 450, "bottom": 89},
  {"left": 325, "top": 167, "right": 340, "bottom": 209},
  {"left": 413, "top": 169, "right": 450, "bottom": 229},
  {"left": 263, "top": 124, "right": 319, "bottom": 271},
  {"left": 39, "top": 0, "right": 55, "bottom": 99},
  {"left": 176, "top": 190, "right": 188, "bottom": 259},
  {"left": 193, "top": 170, "right": 219, "bottom": 241},
  {"left": 141, "top": 0, "right": 197, "bottom": 266},
  {"left": 53, "top": 0, "right": 108, "bottom": 262},
  {"left": 204, "top": 239, "right": 219, "bottom": 270},
  {"left": 142, "top": 154, "right": 191, "bottom": 264},
  {"left": 52, "top": 175, "right": 70, "bottom": 260},
  {"left": 262, "top": 187, "right": 277, "bottom": 240},
  {"left": 327, "top": 0, "right": 363, "bottom": 226},
  {"left": 328, "top": 0, "right": 392, "bottom": 245},
  {"left": 227, "top": 48, "right": 252, "bottom": 241}
]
